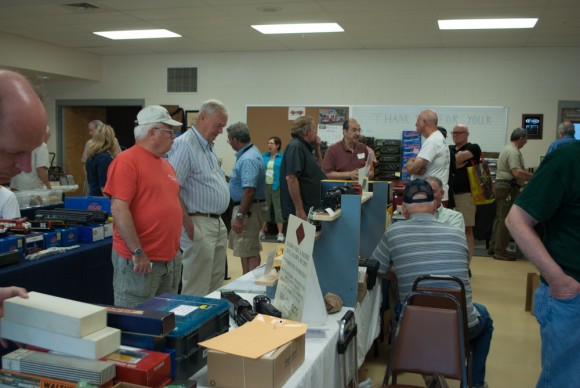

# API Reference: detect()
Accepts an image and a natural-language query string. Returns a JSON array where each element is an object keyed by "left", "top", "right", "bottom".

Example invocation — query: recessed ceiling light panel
[
  {"left": 438, "top": 18, "right": 538, "bottom": 30},
  {"left": 94, "top": 29, "right": 181, "bottom": 40},
  {"left": 251, "top": 23, "right": 343, "bottom": 34}
]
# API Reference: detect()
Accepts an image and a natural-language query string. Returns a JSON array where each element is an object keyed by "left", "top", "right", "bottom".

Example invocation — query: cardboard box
[
  {"left": 207, "top": 334, "right": 305, "bottom": 388},
  {"left": 0, "top": 235, "right": 25, "bottom": 253},
  {"left": 79, "top": 225, "right": 105, "bottom": 243},
  {"left": 102, "top": 347, "right": 171, "bottom": 388},
  {"left": 24, "top": 232, "right": 44, "bottom": 254},
  {"left": 0, "top": 319, "right": 120, "bottom": 359},
  {"left": 105, "top": 305, "right": 175, "bottom": 336},
  {"left": 43, "top": 231, "right": 62, "bottom": 248},
  {"left": 103, "top": 223, "right": 114, "bottom": 238},
  {"left": 525, "top": 272, "right": 541, "bottom": 315},
  {"left": 56, "top": 227, "right": 79, "bottom": 247},
  {"left": 4, "top": 291, "right": 107, "bottom": 337},
  {"left": 357, "top": 267, "right": 368, "bottom": 303},
  {"left": 65, "top": 196, "right": 111, "bottom": 214}
]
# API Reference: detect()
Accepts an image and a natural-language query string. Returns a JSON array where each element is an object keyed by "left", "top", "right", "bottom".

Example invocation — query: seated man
[
  {"left": 425, "top": 176, "right": 464, "bottom": 230},
  {"left": 371, "top": 179, "right": 493, "bottom": 388}
]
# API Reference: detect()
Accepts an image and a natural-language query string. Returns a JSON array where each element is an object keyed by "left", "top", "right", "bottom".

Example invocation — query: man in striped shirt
[
  {"left": 371, "top": 179, "right": 493, "bottom": 388},
  {"left": 168, "top": 100, "right": 230, "bottom": 296}
]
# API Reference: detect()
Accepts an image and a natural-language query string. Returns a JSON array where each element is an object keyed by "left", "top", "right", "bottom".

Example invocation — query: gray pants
[{"left": 112, "top": 249, "right": 182, "bottom": 308}]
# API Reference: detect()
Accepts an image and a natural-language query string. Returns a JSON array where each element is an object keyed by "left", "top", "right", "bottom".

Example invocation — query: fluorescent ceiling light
[
  {"left": 94, "top": 29, "right": 181, "bottom": 40},
  {"left": 252, "top": 23, "right": 343, "bottom": 34},
  {"left": 438, "top": 18, "right": 538, "bottom": 30}
]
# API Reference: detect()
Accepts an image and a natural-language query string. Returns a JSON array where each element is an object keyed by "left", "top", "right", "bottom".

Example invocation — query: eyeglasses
[
  {"left": 451, "top": 131, "right": 467, "bottom": 135},
  {"left": 154, "top": 127, "right": 177, "bottom": 137},
  {"left": 348, "top": 128, "right": 361, "bottom": 133}
]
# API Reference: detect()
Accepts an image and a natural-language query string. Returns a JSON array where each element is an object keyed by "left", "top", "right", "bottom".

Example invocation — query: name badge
[
  {"left": 357, "top": 153, "right": 365, "bottom": 159},
  {"left": 266, "top": 170, "right": 274, "bottom": 177}
]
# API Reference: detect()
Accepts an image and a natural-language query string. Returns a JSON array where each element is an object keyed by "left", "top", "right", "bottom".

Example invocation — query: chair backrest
[
  {"left": 384, "top": 291, "right": 467, "bottom": 388},
  {"left": 411, "top": 275, "right": 470, "bottom": 353}
]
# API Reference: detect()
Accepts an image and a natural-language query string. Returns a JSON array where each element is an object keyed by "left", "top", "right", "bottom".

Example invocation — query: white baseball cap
[{"left": 136, "top": 105, "right": 182, "bottom": 126}]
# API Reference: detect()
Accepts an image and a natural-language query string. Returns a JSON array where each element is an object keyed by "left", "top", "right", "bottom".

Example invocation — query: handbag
[{"left": 466, "top": 153, "right": 495, "bottom": 205}]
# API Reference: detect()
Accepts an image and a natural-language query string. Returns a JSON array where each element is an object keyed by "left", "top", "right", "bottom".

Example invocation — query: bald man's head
[{"left": 0, "top": 70, "right": 47, "bottom": 183}]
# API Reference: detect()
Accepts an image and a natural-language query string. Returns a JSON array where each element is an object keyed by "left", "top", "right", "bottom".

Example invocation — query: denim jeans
[
  {"left": 468, "top": 303, "right": 494, "bottom": 387},
  {"left": 534, "top": 282, "right": 580, "bottom": 388}
]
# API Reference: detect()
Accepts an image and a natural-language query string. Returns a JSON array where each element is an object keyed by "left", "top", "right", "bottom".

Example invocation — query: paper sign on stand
[{"left": 274, "top": 215, "right": 327, "bottom": 326}]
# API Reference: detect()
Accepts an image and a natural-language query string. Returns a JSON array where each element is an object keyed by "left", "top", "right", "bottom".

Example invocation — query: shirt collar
[
  {"left": 191, "top": 126, "right": 212, "bottom": 151},
  {"left": 235, "top": 143, "right": 252, "bottom": 158}
]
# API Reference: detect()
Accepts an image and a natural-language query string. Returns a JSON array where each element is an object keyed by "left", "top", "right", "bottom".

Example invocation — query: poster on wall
[
  {"left": 522, "top": 113, "right": 543, "bottom": 139},
  {"left": 317, "top": 108, "right": 347, "bottom": 145},
  {"left": 288, "top": 106, "right": 305, "bottom": 120}
]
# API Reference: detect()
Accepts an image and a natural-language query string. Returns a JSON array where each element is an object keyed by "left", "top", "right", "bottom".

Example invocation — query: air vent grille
[{"left": 167, "top": 67, "right": 198, "bottom": 93}]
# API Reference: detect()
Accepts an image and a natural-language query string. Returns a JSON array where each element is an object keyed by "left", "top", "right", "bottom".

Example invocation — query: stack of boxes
[
  {"left": 373, "top": 139, "right": 403, "bottom": 181},
  {"left": 400, "top": 130, "right": 422, "bottom": 181},
  {"left": 0, "top": 292, "right": 120, "bottom": 388}
]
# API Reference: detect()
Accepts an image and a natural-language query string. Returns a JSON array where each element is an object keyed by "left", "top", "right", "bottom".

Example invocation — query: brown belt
[{"left": 189, "top": 212, "right": 221, "bottom": 219}]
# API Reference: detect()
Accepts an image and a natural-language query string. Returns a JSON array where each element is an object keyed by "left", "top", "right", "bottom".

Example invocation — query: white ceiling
[{"left": 1, "top": 0, "right": 579, "bottom": 58}]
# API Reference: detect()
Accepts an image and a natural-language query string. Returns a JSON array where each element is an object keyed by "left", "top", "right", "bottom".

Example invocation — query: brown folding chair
[
  {"left": 411, "top": 275, "right": 472, "bottom": 387},
  {"left": 382, "top": 290, "right": 468, "bottom": 388}
]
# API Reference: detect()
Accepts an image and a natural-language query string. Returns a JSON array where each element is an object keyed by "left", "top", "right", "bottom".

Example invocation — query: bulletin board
[{"left": 246, "top": 106, "right": 350, "bottom": 154}]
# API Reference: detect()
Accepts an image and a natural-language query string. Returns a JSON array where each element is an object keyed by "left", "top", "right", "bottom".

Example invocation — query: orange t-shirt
[{"left": 104, "top": 146, "right": 182, "bottom": 261}]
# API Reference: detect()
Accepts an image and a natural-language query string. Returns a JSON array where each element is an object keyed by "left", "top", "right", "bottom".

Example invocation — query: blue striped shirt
[
  {"left": 229, "top": 144, "right": 266, "bottom": 202},
  {"left": 371, "top": 213, "right": 478, "bottom": 328},
  {"left": 168, "top": 127, "right": 230, "bottom": 214}
]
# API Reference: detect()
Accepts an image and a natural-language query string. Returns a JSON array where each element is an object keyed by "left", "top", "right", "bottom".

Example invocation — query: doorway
[{"left": 56, "top": 99, "right": 144, "bottom": 196}]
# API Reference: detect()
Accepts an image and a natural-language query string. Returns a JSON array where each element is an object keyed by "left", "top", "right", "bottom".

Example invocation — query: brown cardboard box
[
  {"left": 207, "top": 333, "right": 305, "bottom": 388},
  {"left": 525, "top": 272, "right": 540, "bottom": 315},
  {"left": 357, "top": 267, "right": 368, "bottom": 303}
]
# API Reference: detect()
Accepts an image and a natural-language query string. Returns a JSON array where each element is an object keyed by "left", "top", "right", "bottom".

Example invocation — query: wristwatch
[
  {"left": 132, "top": 247, "right": 143, "bottom": 256},
  {"left": 235, "top": 212, "right": 244, "bottom": 220}
]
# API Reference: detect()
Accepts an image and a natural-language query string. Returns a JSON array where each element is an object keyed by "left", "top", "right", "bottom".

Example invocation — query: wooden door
[{"left": 63, "top": 107, "right": 106, "bottom": 196}]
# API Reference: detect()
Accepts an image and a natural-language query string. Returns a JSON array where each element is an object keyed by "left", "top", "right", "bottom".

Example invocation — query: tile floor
[{"left": 225, "top": 241, "right": 542, "bottom": 388}]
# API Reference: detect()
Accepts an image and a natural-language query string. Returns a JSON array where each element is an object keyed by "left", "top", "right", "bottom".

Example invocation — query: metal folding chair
[
  {"left": 383, "top": 290, "right": 468, "bottom": 388},
  {"left": 412, "top": 274, "right": 473, "bottom": 387}
]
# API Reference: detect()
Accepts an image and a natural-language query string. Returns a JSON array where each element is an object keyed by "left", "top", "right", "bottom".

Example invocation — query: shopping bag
[{"left": 467, "top": 153, "right": 495, "bottom": 205}]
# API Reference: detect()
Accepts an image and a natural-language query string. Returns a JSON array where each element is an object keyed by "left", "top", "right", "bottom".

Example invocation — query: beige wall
[{"left": 2, "top": 39, "right": 575, "bottom": 174}]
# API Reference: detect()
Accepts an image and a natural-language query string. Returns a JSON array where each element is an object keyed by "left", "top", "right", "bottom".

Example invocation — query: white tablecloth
[{"left": 191, "top": 265, "right": 382, "bottom": 387}]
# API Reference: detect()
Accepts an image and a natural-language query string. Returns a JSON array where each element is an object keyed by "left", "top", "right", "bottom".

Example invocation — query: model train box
[
  {"left": 137, "top": 294, "right": 229, "bottom": 379},
  {"left": 56, "top": 227, "right": 79, "bottom": 247},
  {"left": 65, "top": 196, "right": 111, "bottom": 214},
  {"left": 78, "top": 225, "right": 105, "bottom": 243},
  {"left": 0, "top": 235, "right": 25, "bottom": 254},
  {"left": 43, "top": 230, "right": 62, "bottom": 248}
]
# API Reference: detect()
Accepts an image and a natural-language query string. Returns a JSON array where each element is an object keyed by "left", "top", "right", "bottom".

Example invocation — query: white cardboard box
[
  {"left": 3, "top": 292, "right": 107, "bottom": 337},
  {"left": 0, "top": 319, "right": 120, "bottom": 359}
]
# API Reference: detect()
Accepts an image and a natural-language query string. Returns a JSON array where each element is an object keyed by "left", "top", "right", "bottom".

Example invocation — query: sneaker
[
  {"left": 259, "top": 231, "right": 266, "bottom": 240},
  {"left": 277, "top": 233, "right": 285, "bottom": 242}
]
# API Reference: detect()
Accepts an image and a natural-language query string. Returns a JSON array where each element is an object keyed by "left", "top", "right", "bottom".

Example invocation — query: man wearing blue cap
[{"left": 371, "top": 179, "right": 493, "bottom": 388}]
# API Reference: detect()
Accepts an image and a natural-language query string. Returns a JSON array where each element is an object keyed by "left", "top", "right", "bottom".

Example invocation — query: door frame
[{"left": 55, "top": 99, "right": 144, "bottom": 167}]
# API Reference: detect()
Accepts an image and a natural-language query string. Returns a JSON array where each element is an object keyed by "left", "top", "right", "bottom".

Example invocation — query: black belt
[
  {"left": 232, "top": 199, "right": 265, "bottom": 206},
  {"left": 189, "top": 212, "right": 221, "bottom": 219},
  {"left": 496, "top": 178, "right": 520, "bottom": 187}
]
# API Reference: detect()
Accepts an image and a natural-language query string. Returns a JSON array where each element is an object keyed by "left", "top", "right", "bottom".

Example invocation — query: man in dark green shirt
[{"left": 506, "top": 141, "right": 580, "bottom": 388}]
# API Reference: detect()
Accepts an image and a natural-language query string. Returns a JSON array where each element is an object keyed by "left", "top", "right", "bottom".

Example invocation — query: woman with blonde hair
[{"left": 85, "top": 124, "right": 118, "bottom": 196}]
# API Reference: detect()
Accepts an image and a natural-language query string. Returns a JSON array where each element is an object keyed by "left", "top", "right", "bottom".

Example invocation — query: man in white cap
[{"left": 104, "top": 105, "right": 193, "bottom": 307}]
